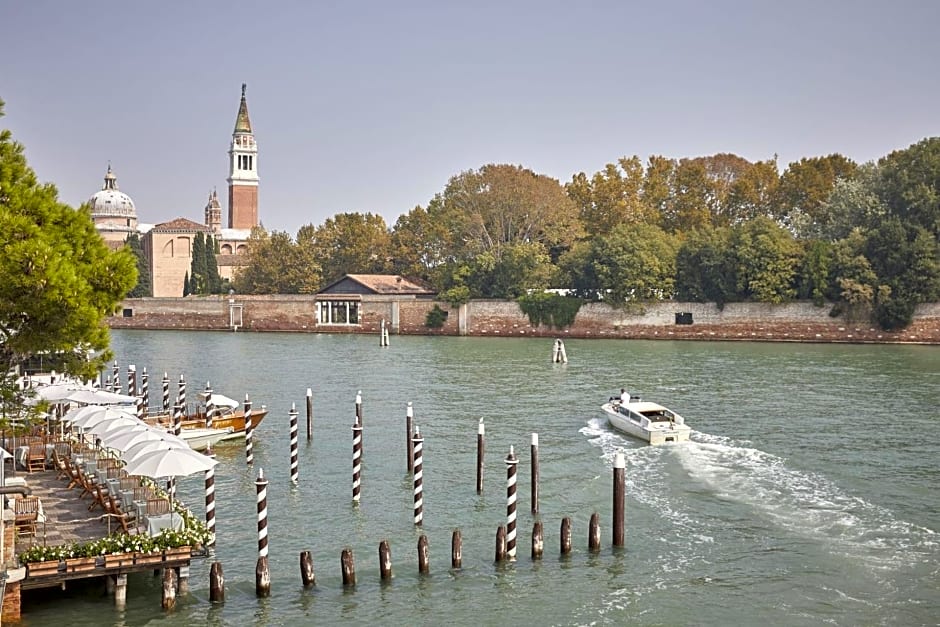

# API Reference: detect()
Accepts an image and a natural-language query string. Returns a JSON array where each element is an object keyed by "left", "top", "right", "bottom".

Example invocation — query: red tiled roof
[{"left": 152, "top": 217, "right": 211, "bottom": 232}]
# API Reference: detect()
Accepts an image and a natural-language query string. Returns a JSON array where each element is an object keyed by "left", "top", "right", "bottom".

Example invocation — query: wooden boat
[{"left": 146, "top": 397, "right": 267, "bottom": 441}]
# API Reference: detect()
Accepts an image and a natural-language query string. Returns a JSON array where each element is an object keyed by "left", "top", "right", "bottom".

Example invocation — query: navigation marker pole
[
  {"left": 289, "top": 403, "right": 299, "bottom": 485},
  {"left": 506, "top": 445, "right": 518, "bottom": 560},
  {"left": 205, "top": 443, "right": 216, "bottom": 550},
  {"left": 613, "top": 450, "right": 625, "bottom": 547},
  {"left": 255, "top": 467, "right": 270, "bottom": 597},
  {"left": 244, "top": 395, "right": 254, "bottom": 466},
  {"left": 352, "top": 414, "right": 362, "bottom": 502},
  {"left": 412, "top": 425, "right": 424, "bottom": 527}
]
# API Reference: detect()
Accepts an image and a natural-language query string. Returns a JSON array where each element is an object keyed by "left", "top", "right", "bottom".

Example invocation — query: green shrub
[
  {"left": 517, "top": 292, "right": 583, "bottom": 329},
  {"left": 425, "top": 305, "right": 449, "bottom": 328}
]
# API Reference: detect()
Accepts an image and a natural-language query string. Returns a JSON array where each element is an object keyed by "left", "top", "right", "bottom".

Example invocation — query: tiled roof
[
  {"left": 152, "top": 217, "right": 211, "bottom": 232},
  {"left": 343, "top": 274, "right": 435, "bottom": 295}
]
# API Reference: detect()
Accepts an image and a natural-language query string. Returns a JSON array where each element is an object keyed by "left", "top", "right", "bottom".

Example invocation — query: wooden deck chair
[
  {"left": 87, "top": 478, "right": 111, "bottom": 512},
  {"left": 146, "top": 497, "right": 171, "bottom": 516},
  {"left": 51, "top": 442, "right": 71, "bottom": 480},
  {"left": 63, "top": 455, "right": 82, "bottom": 490},
  {"left": 119, "top": 476, "right": 140, "bottom": 492},
  {"left": 105, "top": 491, "right": 135, "bottom": 534},
  {"left": 14, "top": 497, "right": 40, "bottom": 536},
  {"left": 133, "top": 486, "right": 153, "bottom": 502},
  {"left": 27, "top": 442, "right": 46, "bottom": 472}
]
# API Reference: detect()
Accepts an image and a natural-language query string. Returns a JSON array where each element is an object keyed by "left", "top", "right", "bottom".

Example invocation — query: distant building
[
  {"left": 88, "top": 165, "right": 139, "bottom": 250},
  {"left": 316, "top": 274, "right": 436, "bottom": 325},
  {"left": 92, "top": 85, "right": 259, "bottom": 297}
]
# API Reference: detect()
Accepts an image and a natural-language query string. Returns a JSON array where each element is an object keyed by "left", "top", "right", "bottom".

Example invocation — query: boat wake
[
  {"left": 676, "top": 431, "right": 938, "bottom": 572},
  {"left": 581, "top": 418, "right": 938, "bottom": 576}
]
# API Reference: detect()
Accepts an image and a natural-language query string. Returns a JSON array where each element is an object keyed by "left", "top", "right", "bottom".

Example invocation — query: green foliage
[
  {"left": 591, "top": 223, "right": 679, "bottom": 304},
  {"left": 675, "top": 226, "right": 735, "bottom": 307},
  {"left": 425, "top": 305, "right": 448, "bottom": 328},
  {"left": 182, "top": 271, "right": 190, "bottom": 297},
  {"left": 439, "top": 285, "right": 470, "bottom": 307},
  {"left": 300, "top": 212, "right": 391, "bottom": 286},
  {"left": 125, "top": 232, "right": 152, "bottom": 297},
  {"left": 205, "top": 235, "right": 223, "bottom": 293},
  {"left": 0, "top": 98, "right": 136, "bottom": 384},
  {"left": 730, "top": 216, "right": 801, "bottom": 303},
  {"left": 233, "top": 228, "right": 322, "bottom": 295},
  {"left": 517, "top": 292, "right": 582, "bottom": 328}
]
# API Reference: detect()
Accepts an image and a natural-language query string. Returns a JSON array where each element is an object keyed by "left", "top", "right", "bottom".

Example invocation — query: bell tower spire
[{"left": 227, "top": 83, "right": 259, "bottom": 229}]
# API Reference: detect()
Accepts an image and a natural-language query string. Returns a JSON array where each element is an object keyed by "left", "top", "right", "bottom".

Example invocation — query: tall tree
[
  {"left": 566, "top": 156, "right": 649, "bottom": 234},
  {"left": 301, "top": 212, "right": 392, "bottom": 285},
  {"left": 675, "top": 226, "right": 736, "bottom": 306},
  {"left": 0, "top": 98, "right": 137, "bottom": 382},
  {"left": 730, "top": 216, "right": 801, "bottom": 303},
  {"left": 233, "top": 228, "right": 321, "bottom": 295},
  {"left": 389, "top": 203, "right": 456, "bottom": 284},
  {"left": 591, "top": 223, "right": 679, "bottom": 303},
  {"left": 724, "top": 158, "right": 780, "bottom": 225},
  {"left": 190, "top": 232, "right": 208, "bottom": 294},
  {"left": 877, "top": 137, "right": 940, "bottom": 238},
  {"left": 775, "top": 154, "right": 857, "bottom": 237},
  {"left": 125, "top": 232, "right": 152, "bottom": 297},
  {"left": 205, "top": 234, "right": 222, "bottom": 294}
]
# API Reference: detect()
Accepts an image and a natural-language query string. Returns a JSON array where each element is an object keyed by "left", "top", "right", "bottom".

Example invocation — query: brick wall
[{"left": 107, "top": 297, "right": 940, "bottom": 344}]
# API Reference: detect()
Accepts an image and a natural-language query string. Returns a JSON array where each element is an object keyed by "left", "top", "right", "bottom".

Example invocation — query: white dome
[{"left": 88, "top": 165, "right": 137, "bottom": 219}]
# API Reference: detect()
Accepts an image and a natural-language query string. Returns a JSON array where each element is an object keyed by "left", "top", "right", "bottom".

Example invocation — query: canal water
[{"left": 20, "top": 331, "right": 940, "bottom": 626}]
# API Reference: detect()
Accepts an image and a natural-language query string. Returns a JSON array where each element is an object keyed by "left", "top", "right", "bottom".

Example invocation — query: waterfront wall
[{"left": 107, "top": 296, "right": 940, "bottom": 344}]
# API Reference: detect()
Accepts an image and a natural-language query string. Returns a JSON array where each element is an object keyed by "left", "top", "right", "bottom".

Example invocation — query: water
[{"left": 19, "top": 332, "right": 940, "bottom": 625}]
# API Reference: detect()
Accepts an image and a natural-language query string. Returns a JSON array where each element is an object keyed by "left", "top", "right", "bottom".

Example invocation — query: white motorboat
[
  {"left": 178, "top": 427, "right": 233, "bottom": 451},
  {"left": 601, "top": 397, "right": 691, "bottom": 445}
]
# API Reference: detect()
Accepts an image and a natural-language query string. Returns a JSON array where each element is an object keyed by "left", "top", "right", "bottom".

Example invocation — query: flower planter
[
  {"left": 134, "top": 552, "right": 164, "bottom": 566},
  {"left": 105, "top": 552, "right": 134, "bottom": 568},
  {"left": 163, "top": 546, "right": 192, "bottom": 561},
  {"left": 65, "top": 557, "right": 99, "bottom": 573},
  {"left": 26, "top": 559, "right": 65, "bottom": 577}
]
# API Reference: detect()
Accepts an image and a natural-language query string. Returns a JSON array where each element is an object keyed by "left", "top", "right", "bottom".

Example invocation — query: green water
[{"left": 18, "top": 331, "right": 940, "bottom": 626}]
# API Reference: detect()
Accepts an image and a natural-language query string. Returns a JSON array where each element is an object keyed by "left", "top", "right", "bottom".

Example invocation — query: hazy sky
[{"left": 2, "top": 1, "right": 938, "bottom": 234}]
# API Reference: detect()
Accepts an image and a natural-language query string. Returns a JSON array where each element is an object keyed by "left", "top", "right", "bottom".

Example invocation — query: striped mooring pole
[
  {"left": 204, "top": 382, "right": 214, "bottom": 429},
  {"left": 412, "top": 425, "right": 424, "bottom": 526},
  {"left": 505, "top": 445, "right": 518, "bottom": 560},
  {"left": 352, "top": 415, "right": 362, "bottom": 502},
  {"left": 162, "top": 372, "right": 170, "bottom": 416},
  {"left": 128, "top": 365, "right": 139, "bottom": 418},
  {"left": 173, "top": 403, "right": 183, "bottom": 438},
  {"left": 613, "top": 451, "right": 625, "bottom": 547},
  {"left": 141, "top": 368, "right": 149, "bottom": 418},
  {"left": 244, "top": 394, "right": 254, "bottom": 466},
  {"left": 205, "top": 443, "right": 216, "bottom": 550},
  {"left": 255, "top": 467, "right": 270, "bottom": 597},
  {"left": 175, "top": 374, "right": 187, "bottom": 436},
  {"left": 355, "top": 390, "right": 362, "bottom": 424},
  {"left": 406, "top": 402, "right": 414, "bottom": 473},
  {"left": 289, "top": 403, "right": 299, "bottom": 484},
  {"left": 112, "top": 360, "right": 120, "bottom": 394}
]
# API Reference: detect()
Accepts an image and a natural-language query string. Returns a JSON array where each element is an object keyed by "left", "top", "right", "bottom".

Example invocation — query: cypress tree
[
  {"left": 206, "top": 235, "right": 223, "bottom": 294},
  {"left": 125, "top": 232, "right": 152, "bottom": 297},
  {"left": 191, "top": 232, "right": 208, "bottom": 294},
  {"left": 183, "top": 271, "right": 191, "bottom": 296}
]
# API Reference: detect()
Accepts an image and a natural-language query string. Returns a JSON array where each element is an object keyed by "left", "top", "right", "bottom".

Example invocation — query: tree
[
  {"left": 877, "top": 137, "right": 940, "bottom": 239},
  {"left": 591, "top": 223, "right": 679, "bottom": 303},
  {"left": 0, "top": 98, "right": 137, "bottom": 383},
  {"left": 233, "top": 228, "right": 321, "bottom": 295},
  {"left": 125, "top": 232, "right": 152, "bottom": 297},
  {"left": 190, "top": 232, "right": 208, "bottom": 294},
  {"left": 566, "top": 156, "right": 650, "bottom": 234},
  {"left": 774, "top": 154, "right": 857, "bottom": 237},
  {"left": 730, "top": 216, "right": 801, "bottom": 303},
  {"left": 300, "top": 212, "right": 392, "bottom": 285},
  {"left": 205, "top": 235, "right": 223, "bottom": 294},
  {"left": 675, "top": 226, "right": 735, "bottom": 306},
  {"left": 724, "top": 158, "right": 780, "bottom": 225},
  {"left": 390, "top": 203, "right": 456, "bottom": 283},
  {"left": 433, "top": 164, "right": 582, "bottom": 297}
]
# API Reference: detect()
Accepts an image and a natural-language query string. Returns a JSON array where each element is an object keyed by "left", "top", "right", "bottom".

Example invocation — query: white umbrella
[
  {"left": 33, "top": 381, "right": 91, "bottom": 403},
  {"left": 102, "top": 426, "right": 183, "bottom": 452},
  {"left": 86, "top": 415, "right": 145, "bottom": 437},
  {"left": 121, "top": 438, "right": 188, "bottom": 465},
  {"left": 71, "top": 407, "right": 138, "bottom": 431},
  {"left": 67, "top": 389, "right": 137, "bottom": 405},
  {"left": 63, "top": 404, "right": 108, "bottom": 424},
  {"left": 122, "top": 446, "right": 218, "bottom": 478}
]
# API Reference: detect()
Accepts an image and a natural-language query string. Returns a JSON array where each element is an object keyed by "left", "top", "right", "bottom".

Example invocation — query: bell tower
[{"left": 227, "top": 83, "right": 259, "bottom": 229}]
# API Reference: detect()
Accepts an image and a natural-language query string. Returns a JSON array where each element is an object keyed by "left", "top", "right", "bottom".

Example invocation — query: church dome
[{"left": 89, "top": 165, "right": 137, "bottom": 220}]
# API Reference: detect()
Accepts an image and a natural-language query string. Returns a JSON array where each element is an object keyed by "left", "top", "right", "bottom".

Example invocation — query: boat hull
[
  {"left": 601, "top": 402, "right": 691, "bottom": 445},
  {"left": 180, "top": 427, "right": 234, "bottom": 451},
  {"left": 147, "top": 408, "right": 268, "bottom": 440}
]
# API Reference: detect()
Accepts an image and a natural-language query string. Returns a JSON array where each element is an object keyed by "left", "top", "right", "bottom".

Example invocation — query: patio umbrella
[
  {"left": 101, "top": 426, "right": 183, "bottom": 452},
  {"left": 66, "top": 389, "right": 137, "bottom": 405},
  {"left": 122, "top": 446, "right": 218, "bottom": 478},
  {"left": 70, "top": 407, "right": 138, "bottom": 431},
  {"left": 32, "top": 381, "right": 91, "bottom": 403},
  {"left": 121, "top": 438, "right": 188, "bottom": 466},
  {"left": 86, "top": 415, "right": 145, "bottom": 437}
]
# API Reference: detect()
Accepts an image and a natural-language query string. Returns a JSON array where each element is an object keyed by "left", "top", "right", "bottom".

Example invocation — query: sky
[{"left": 2, "top": 1, "right": 938, "bottom": 235}]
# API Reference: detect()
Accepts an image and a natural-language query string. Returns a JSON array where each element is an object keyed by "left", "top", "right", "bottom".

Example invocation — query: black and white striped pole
[
  {"left": 128, "top": 365, "right": 140, "bottom": 419},
  {"left": 205, "top": 443, "right": 216, "bottom": 550},
  {"left": 289, "top": 403, "right": 299, "bottom": 485},
  {"left": 506, "top": 445, "right": 518, "bottom": 560},
  {"left": 204, "top": 382, "right": 214, "bottom": 429},
  {"left": 352, "top": 415, "right": 362, "bottom": 503},
  {"left": 173, "top": 403, "right": 183, "bottom": 438},
  {"left": 112, "top": 361, "right": 120, "bottom": 394},
  {"left": 162, "top": 372, "right": 170, "bottom": 417},
  {"left": 406, "top": 402, "right": 414, "bottom": 473},
  {"left": 244, "top": 394, "right": 254, "bottom": 466},
  {"left": 255, "top": 467, "right": 270, "bottom": 597},
  {"left": 141, "top": 368, "right": 149, "bottom": 418},
  {"left": 412, "top": 425, "right": 424, "bottom": 527},
  {"left": 175, "top": 374, "right": 187, "bottom": 436}
]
